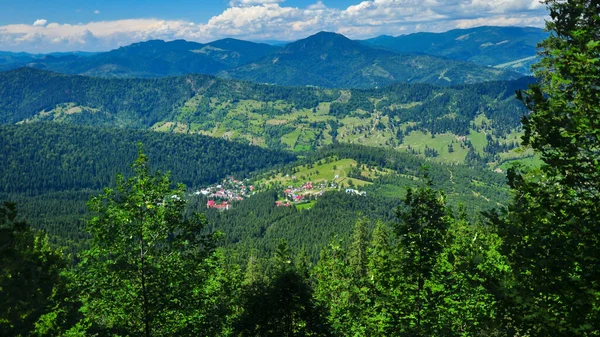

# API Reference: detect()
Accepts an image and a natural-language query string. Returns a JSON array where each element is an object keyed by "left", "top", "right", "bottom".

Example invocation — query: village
[
  {"left": 194, "top": 177, "right": 255, "bottom": 211},
  {"left": 195, "top": 174, "right": 367, "bottom": 211}
]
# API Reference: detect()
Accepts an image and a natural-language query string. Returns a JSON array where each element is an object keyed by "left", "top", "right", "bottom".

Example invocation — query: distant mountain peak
[
  {"left": 284, "top": 31, "right": 361, "bottom": 53},
  {"left": 304, "top": 31, "right": 353, "bottom": 43}
]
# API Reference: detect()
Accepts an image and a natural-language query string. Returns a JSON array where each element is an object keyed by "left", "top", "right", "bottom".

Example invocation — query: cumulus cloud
[
  {"left": 229, "top": 0, "right": 284, "bottom": 7},
  {"left": 0, "top": 0, "right": 548, "bottom": 53},
  {"left": 94, "top": 10, "right": 101, "bottom": 14},
  {"left": 33, "top": 19, "right": 47, "bottom": 27}
]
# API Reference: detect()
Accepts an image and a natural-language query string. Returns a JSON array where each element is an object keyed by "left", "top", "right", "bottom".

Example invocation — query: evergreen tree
[
  {"left": 348, "top": 217, "right": 369, "bottom": 279},
  {"left": 395, "top": 182, "right": 453, "bottom": 334},
  {"left": 364, "top": 221, "right": 402, "bottom": 336},
  {"left": 427, "top": 215, "right": 510, "bottom": 336},
  {"left": 0, "top": 202, "right": 73, "bottom": 336},
  {"left": 236, "top": 240, "right": 330, "bottom": 336},
  {"left": 313, "top": 240, "right": 359, "bottom": 336}
]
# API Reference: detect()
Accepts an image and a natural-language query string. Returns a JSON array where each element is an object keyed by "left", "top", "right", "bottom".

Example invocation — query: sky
[{"left": 0, "top": 0, "right": 548, "bottom": 53}]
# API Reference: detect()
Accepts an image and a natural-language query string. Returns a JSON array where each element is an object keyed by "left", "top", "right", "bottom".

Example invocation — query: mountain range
[
  {"left": 218, "top": 31, "right": 518, "bottom": 88},
  {"left": 364, "top": 26, "right": 547, "bottom": 68},
  {"left": 0, "top": 26, "right": 545, "bottom": 88}
]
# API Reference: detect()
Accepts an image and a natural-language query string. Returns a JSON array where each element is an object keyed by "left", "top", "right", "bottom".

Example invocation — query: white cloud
[
  {"left": 0, "top": 0, "right": 548, "bottom": 53},
  {"left": 33, "top": 19, "right": 47, "bottom": 27},
  {"left": 229, "top": 0, "right": 284, "bottom": 7},
  {"left": 308, "top": 1, "right": 327, "bottom": 10},
  {"left": 94, "top": 10, "right": 101, "bottom": 14}
]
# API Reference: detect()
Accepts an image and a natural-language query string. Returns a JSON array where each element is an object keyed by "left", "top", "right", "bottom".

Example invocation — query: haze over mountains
[
  {"left": 364, "top": 26, "right": 547, "bottom": 68},
  {"left": 218, "top": 31, "right": 518, "bottom": 88},
  {"left": 0, "top": 26, "right": 544, "bottom": 88}
]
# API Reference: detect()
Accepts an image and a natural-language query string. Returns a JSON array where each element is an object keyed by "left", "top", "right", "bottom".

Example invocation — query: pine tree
[
  {"left": 236, "top": 240, "right": 330, "bottom": 336},
  {"left": 365, "top": 221, "right": 402, "bottom": 336},
  {"left": 313, "top": 240, "right": 359, "bottom": 336}
]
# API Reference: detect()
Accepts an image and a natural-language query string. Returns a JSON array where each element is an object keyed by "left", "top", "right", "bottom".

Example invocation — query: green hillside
[
  {"left": 0, "top": 123, "right": 509, "bottom": 259},
  {"left": 18, "top": 39, "right": 280, "bottom": 78},
  {"left": 0, "top": 68, "right": 534, "bottom": 167},
  {"left": 0, "top": 123, "right": 295, "bottom": 248},
  {"left": 192, "top": 143, "right": 510, "bottom": 263},
  {"left": 220, "top": 31, "right": 520, "bottom": 88}
]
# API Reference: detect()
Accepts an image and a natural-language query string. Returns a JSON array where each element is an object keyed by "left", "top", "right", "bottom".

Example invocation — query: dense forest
[
  {"left": 0, "top": 122, "right": 508, "bottom": 256},
  {"left": 0, "top": 122, "right": 295, "bottom": 250},
  {"left": 0, "top": 67, "right": 533, "bottom": 165},
  {"left": 1, "top": 1, "right": 599, "bottom": 336}
]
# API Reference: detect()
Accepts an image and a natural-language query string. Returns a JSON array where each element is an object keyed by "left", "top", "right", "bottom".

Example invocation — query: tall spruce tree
[
  {"left": 395, "top": 183, "right": 453, "bottom": 334},
  {"left": 364, "top": 221, "right": 402, "bottom": 336},
  {"left": 235, "top": 240, "right": 330, "bottom": 337}
]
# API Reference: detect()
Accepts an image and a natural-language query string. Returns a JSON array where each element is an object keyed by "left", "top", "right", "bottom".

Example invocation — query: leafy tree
[
  {"left": 75, "top": 148, "right": 228, "bottom": 336},
  {"left": 426, "top": 214, "right": 510, "bottom": 336},
  {"left": 498, "top": 0, "right": 600, "bottom": 335},
  {"left": 0, "top": 202, "right": 72, "bottom": 336}
]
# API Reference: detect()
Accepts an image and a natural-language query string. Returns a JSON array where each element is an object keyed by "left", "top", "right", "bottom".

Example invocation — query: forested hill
[
  {"left": 0, "top": 67, "right": 336, "bottom": 126},
  {"left": 0, "top": 122, "right": 296, "bottom": 250},
  {"left": 0, "top": 68, "right": 533, "bottom": 165},
  {"left": 218, "top": 31, "right": 519, "bottom": 88},
  {"left": 0, "top": 122, "right": 509, "bottom": 258},
  {"left": 0, "top": 123, "right": 296, "bottom": 195},
  {"left": 22, "top": 38, "right": 280, "bottom": 78}
]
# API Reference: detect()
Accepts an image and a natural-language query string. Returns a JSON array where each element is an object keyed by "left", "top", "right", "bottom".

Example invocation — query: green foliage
[
  {"left": 235, "top": 240, "right": 331, "bottom": 336},
  {"left": 75, "top": 149, "right": 233, "bottom": 336},
  {"left": 0, "top": 202, "right": 74, "bottom": 336},
  {"left": 395, "top": 182, "right": 453, "bottom": 334},
  {"left": 426, "top": 216, "right": 510, "bottom": 336},
  {"left": 494, "top": 1, "right": 600, "bottom": 335}
]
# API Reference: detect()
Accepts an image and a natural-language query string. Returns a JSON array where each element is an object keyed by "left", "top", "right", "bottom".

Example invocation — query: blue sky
[
  {"left": 0, "top": 0, "right": 357, "bottom": 25},
  {"left": 0, "top": 0, "right": 547, "bottom": 53}
]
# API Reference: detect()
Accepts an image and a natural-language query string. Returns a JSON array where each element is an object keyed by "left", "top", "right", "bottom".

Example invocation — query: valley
[{"left": 2, "top": 12, "right": 597, "bottom": 335}]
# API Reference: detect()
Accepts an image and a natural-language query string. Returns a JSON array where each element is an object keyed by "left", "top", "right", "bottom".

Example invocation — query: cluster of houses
[
  {"left": 277, "top": 181, "right": 329, "bottom": 207},
  {"left": 345, "top": 188, "right": 367, "bottom": 196},
  {"left": 275, "top": 200, "right": 292, "bottom": 207},
  {"left": 195, "top": 177, "right": 255, "bottom": 211}
]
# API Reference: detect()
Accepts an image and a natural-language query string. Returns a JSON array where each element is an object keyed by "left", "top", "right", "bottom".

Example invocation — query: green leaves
[
  {"left": 0, "top": 202, "right": 74, "bottom": 336},
  {"left": 503, "top": 1, "right": 600, "bottom": 335},
  {"left": 75, "top": 150, "right": 231, "bottom": 337}
]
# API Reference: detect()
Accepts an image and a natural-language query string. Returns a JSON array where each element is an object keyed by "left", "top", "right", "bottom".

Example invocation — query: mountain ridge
[
  {"left": 0, "top": 27, "right": 533, "bottom": 88},
  {"left": 364, "top": 26, "right": 547, "bottom": 73}
]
